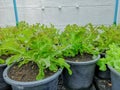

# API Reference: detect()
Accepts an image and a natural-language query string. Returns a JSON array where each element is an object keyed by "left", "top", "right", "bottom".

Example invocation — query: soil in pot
[
  {"left": 3, "top": 62, "right": 62, "bottom": 90},
  {"left": 64, "top": 53, "right": 93, "bottom": 62},
  {"left": 0, "top": 54, "right": 13, "bottom": 60},
  {"left": 8, "top": 62, "right": 55, "bottom": 82}
]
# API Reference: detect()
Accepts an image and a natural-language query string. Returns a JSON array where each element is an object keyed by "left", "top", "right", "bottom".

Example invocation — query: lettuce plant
[
  {"left": 59, "top": 24, "right": 99, "bottom": 58},
  {"left": 4, "top": 23, "right": 72, "bottom": 80},
  {"left": 0, "top": 58, "right": 5, "bottom": 64},
  {"left": 96, "top": 24, "right": 120, "bottom": 70},
  {"left": 97, "top": 43, "right": 120, "bottom": 72},
  {"left": 95, "top": 24, "right": 120, "bottom": 53},
  {"left": 0, "top": 22, "right": 38, "bottom": 64},
  {"left": 0, "top": 26, "right": 18, "bottom": 64}
]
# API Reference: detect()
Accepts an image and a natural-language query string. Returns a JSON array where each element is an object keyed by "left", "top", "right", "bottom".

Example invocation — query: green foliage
[
  {"left": 2, "top": 21, "right": 120, "bottom": 80},
  {"left": 59, "top": 24, "right": 99, "bottom": 58},
  {"left": 95, "top": 24, "right": 120, "bottom": 53},
  {"left": 97, "top": 43, "right": 120, "bottom": 72},
  {"left": 82, "top": 24, "right": 99, "bottom": 55},
  {"left": 1, "top": 22, "right": 72, "bottom": 80},
  {"left": 0, "top": 22, "right": 39, "bottom": 64},
  {"left": 0, "top": 58, "right": 5, "bottom": 64},
  {"left": 59, "top": 24, "right": 84, "bottom": 57},
  {"left": 0, "top": 26, "right": 17, "bottom": 63},
  {"left": 96, "top": 24, "right": 120, "bottom": 71}
]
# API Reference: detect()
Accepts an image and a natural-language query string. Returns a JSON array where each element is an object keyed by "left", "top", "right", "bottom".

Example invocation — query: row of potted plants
[
  {"left": 0, "top": 22, "right": 72, "bottom": 90},
  {"left": 0, "top": 22, "right": 120, "bottom": 90}
]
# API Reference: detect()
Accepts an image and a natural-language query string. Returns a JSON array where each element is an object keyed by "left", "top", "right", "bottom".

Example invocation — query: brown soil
[
  {"left": 8, "top": 62, "right": 55, "bottom": 82},
  {"left": 65, "top": 53, "right": 93, "bottom": 62},
  {"left": 0, "top": 54, "right": 12, "bottom": 60}
]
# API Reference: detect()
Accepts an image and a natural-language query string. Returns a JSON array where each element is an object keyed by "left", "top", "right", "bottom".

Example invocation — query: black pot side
[
  {"left": 95, "top": 65, "right": 111, "bottom": 80},
  {"left": 108, "top": 66, "right": 120, "bottom": 90},
  {"left": 63, "top": 55, "right": 100, "bottom": 90},
  {"left": 0, "top": 64, "right": 6, "bottom": 78},
  {"left": 3, "top": 65, "right": 62, "bottom": 90},
  {"left": 95, "top": 53, "right": 111, "bottom": 80},
  {"left": 0, "top": 64, "right": 11, "bottom": 90}
]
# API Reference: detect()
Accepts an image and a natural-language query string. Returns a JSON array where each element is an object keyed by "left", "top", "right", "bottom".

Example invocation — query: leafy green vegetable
[
  {"left": 95, "top": 24, "right": 120, "bottom": 53},
  {"left": 2, "top": 22, "right": 72, "bottom": 80},
  {"left": 59, "top": 24, "right": 99, "bottom": 58},
  {"left": 96, "top": 24, "right": 120, "bottom": 71},
  {"left": 0, "top": 58, "right": 5, "bottom": 64},
  {"left": 97, "top": 43, "right": 120, "bottom": 72},
  {"left": 1, "top": 21, "right": 120, "bottom": 80}
]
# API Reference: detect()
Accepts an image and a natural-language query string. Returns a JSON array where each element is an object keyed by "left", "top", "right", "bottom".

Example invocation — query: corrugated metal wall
[{"left": 0, "top": 0, "right": 119, "bottom": 28}]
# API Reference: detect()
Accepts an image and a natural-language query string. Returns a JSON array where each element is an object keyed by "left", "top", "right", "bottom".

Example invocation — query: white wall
[
  {"left": 0, "top": 0, "right": 15, "bottom": 26},
  {"left": 0, "top": 0, "right": 118, "bottom": 28}
]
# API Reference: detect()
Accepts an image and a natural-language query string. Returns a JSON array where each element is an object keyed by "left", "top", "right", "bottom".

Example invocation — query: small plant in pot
[
  {"left": 0, "top": 26, "right": 19, "bottom": 90},
  {"left": 59, "top": 24, "right": 100, "bottom": 90},
  {"left": 97, "top": 43, "right": 120, "bottom": 90},
  {"left": 96, "top": 24, "right": 120, "bottom": 79},
  {"left": 3, "top": 24, "right": 72, "bottom": 90},
  {"left": 0, "top": 21, "right": 33, "bottom": 71}
]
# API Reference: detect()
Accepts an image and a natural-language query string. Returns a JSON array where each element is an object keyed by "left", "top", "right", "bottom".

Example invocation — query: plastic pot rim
[
  {"left": 3, "top": 64, "right": 62, "bottom": 87},
  {"left": 0, "top": 64, "right": 7, "bottom": 67},
  {"left": 66, "top": 55, "right": 100, "bottom": 65},
  {"left": 108, "top": 65, "right": 120, "bottom": 77}
]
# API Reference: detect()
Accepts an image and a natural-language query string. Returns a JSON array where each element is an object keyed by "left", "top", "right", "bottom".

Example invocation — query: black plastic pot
[
  {"left": 95, "top": 53, "right": 111, "bottom": 80},
  {"left": 108, "top": 66, "right": 120, "bottom": 90},
  {"left": 95, "top": 65, "right": 111, "bottom": 80},
  {"left": 3, "top": 64, "right": 62, "bottom": 90},
  {"left": 0, "top": 64, "right": 11, "bottom": 90},
  {"left": 0, "top": 64, "right": 6, "bottom": 78},
  {"left": 63, "top": 55, "right": 100, "bottom": 90}
]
